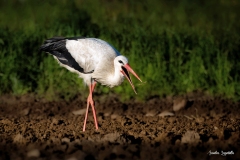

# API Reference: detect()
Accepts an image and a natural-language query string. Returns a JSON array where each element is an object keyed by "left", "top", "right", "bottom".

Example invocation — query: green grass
[{"left": 0, "top": 0, "right": 240, "bottom": 101}]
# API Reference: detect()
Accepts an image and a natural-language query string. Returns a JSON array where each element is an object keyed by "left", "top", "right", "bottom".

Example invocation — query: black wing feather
[{"left": 39, "top": 36, "right": 93, "bottom": 74}]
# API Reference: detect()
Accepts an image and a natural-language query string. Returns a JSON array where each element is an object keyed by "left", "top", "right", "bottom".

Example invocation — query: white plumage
[{"left": 40, "top": 37, "right": 142, "bottom": 131}]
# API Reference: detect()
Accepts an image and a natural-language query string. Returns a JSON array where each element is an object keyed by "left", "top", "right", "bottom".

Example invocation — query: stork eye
[{"left": 118, "top": 60, "right": 123, "bottom": 64}]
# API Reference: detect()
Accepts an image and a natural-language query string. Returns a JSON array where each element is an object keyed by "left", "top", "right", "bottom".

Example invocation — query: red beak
[{"left": 120, "top": 64, "right": 142, "bottom": 94}]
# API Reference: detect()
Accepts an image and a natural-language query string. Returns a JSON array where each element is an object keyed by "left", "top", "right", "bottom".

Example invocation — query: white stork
[{"left": 40, "top": 37, "right": 142, "bottom": 131}]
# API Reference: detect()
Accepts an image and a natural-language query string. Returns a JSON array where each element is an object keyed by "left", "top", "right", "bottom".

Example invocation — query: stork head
[{"left": 114, "top": 55, "right": 142, "bottom": 94}]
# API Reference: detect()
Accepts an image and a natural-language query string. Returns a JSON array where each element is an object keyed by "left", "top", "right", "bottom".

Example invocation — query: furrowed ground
[{"left": 0, "top": 94, "right": 239, "bottom": 160}]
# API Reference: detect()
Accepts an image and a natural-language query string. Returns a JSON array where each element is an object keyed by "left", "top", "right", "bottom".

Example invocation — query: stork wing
[
  {"left": 39, "top": 37, "right": 95, "bottom": 74},
  {"left": 40, "top": 37, "right": 119, "bottom": 74}
]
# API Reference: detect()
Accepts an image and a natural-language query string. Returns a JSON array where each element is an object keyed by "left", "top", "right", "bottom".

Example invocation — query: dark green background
[{"left": 0, "top": 0, "right": 239, "bottom": 100}]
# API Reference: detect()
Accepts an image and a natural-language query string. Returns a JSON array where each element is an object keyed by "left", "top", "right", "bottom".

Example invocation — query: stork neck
[{"left": 108, "top": 66, "right": 124, "bottom": 87}]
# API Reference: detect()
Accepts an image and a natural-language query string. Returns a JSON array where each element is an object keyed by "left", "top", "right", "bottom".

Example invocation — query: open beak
[{"left": 120, "top": 64, "right": 142, "bottom": 94}]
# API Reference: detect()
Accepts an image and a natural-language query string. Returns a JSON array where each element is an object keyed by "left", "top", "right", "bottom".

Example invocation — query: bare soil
[{"left": 0, "top": 94, "right": 239, "bottom": 160}]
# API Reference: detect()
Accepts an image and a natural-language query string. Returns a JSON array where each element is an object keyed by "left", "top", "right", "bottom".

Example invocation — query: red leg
[
  {"left": 90, "top": 82, "right": 98, "bottom": 130},
  {"left": 83, "top": 81, "right": 98, "bottom": 131},
  {"left": 83, "top": 98, "right": 89, "bottom": 132}
]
